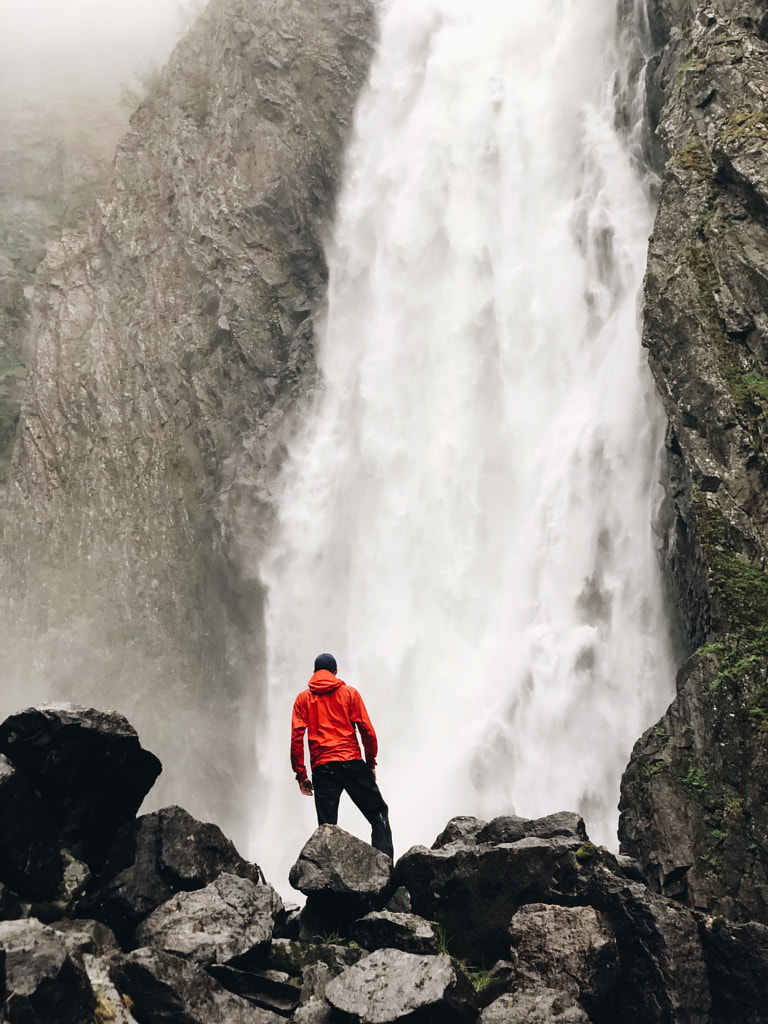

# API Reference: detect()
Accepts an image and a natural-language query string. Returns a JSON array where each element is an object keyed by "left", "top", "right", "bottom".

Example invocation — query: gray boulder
[
  {"left": 394, "top": 835, "right": 581, "bottom": 962},
  {"left": 0, "top": 704, "right": 161, "bottom": 870},
  {"left": 325, "top": 948, "right": 474, "bottom": 1023},
  {"left": 431, "top": 817, "right": 487, "bottom": 849},
  {"left": 133, "top": 872, "right": 282, "bottom": 966},
  {"left": 110, "top": 947, "right": 285, "bottom": 1023},
  {"left": 480, "top": 989, "right": 591, "bottom": 1023},
  {"left": 477, "top": 812, "right": 588, "bottom": 846},
  {"left": 77, "top": 805, "right": 262, "bottom": 943},
  {"left": 349, "top": 911, "right": 438, "bottom": 955},
  {"left": 290, "top": 825, "right": 393, "bottom": 917},
  {"left": 267, "top": 936, "right": 366, "bottom": 976},
  {"left": 0, "top": 918, "right": 95, "bottom": 1024},
  {"left": 0, "top": 753, "right": 63, "bottom": 899},
  {"left": 293, "top": 1000, "right": 335, "bottom": 1024},
  {"left": 509, "top": 903, "right": 618, "bottom": 1021}
]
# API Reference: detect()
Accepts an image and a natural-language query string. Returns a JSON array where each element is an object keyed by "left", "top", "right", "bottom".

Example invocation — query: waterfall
[{"left": 253, "top": 0, "right": 676, "bottom": 890}]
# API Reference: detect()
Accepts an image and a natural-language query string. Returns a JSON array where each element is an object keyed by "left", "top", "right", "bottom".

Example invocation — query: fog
[{"left": 0, "top": 0, "right": 206, "bottom": 99}]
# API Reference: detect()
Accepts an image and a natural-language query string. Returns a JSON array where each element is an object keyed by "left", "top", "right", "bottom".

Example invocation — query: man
[{"left": 291, "top": 653, "right": 394, "bottom": 859}]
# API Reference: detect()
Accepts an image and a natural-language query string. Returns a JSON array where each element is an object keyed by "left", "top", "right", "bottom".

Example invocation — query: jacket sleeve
[
  {"left": 350, "top": 689, "right": 378, "bottom": 769},
  {"left": 290, "top": 695, "right": 309, "bottom": 782}
]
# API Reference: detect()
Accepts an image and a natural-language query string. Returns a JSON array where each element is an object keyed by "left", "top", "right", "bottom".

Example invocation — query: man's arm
[
  {"left": 290, "top": 696, "right": 313, "bottom": 795},
  {"left": 350, "top": 689, "right": 378, "bottom": 772}
]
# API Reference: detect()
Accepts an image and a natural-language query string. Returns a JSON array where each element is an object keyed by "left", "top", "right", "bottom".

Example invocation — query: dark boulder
[
  {"left": 393, "top": 835, "right": 581, "bottom": 963},
  {"left": 477, "top": 812, "right": 587, "bottom": 847},
  {"left": 0, "top": 704, "right": 162, "bottom": 870},
  {"left": 509, "top": 903, "right": 619, "bottom": 1023},
  {"left": 431, "top": 817, "right": 487, "bottom": 849},
  {"left": 325, "top": 948, "right": 475, "bottom": 1023},
  {"left": 207, "top": 963, "right": 302, "bottom": 1017},
  {"left": 134, "top": 872, "right": 282, "bottom": 966},
  {"left": 77, "top": 805, "right": 262, "bottom": 944},
  {"left": 289, "top": 825, "right": 393, "bottom": 919},
  {"left": 0, "top": 753, "right": 63, "bottom": 899},
  {"left": 349, "top": 911, "right": 438, "bottom": 955},
  {"left": 0, "top": 918, "right": 95, "bottom": 1024},
  {"left": 697, "top": 915, "right": 768, "bottom": 1024},
  {"left": 111, "top": 947, "right": 285, "bottom": 1022},
  {"left": 566, "top": 857, "right": 712, "bottom": 1024}
]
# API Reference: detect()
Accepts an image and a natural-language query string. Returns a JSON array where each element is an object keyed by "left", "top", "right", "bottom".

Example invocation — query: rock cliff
[
  {"left": 0, "top": 0, "right": 375, "bottom": 836},
  {"left": 619, "top": 0, "right": 768, "bottom": 920}
]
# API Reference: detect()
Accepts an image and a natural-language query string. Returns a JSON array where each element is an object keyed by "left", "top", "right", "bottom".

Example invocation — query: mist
[{"left": 0, "top": 0, "right": 206, "bottom": 100}]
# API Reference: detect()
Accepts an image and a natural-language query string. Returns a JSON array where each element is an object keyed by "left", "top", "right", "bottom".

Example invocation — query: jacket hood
[{"left": 308, "top": 669, "right": 344, "bottom": 694}]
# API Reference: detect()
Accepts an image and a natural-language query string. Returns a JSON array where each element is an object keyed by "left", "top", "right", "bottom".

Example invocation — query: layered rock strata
[{"left": 619, "top": 0, "right": 768, "bottom": 920}]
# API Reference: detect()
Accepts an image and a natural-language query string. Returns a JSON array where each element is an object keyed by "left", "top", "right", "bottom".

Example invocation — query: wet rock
[
  {"left": 289, "top": 825, "right": 393, "bottom": 918},
  {"left": 349, "top": 911, "right": 438, "bottom": 955},
  {"left": 622, "top": 0, "right": 768, "bottom": 921},
  {"left": 0, "top": 918, "right": 95, "bottom": 1024},
  {"left": 394, "top": 835, "right": 580, "bottom": 962},
  {"left": 698, "top": 915, "right": 768, "bottom": 1024},
  {"left": 568, "top": 859, "right": 712, "bottom": 1024},
  {"left": 325, "top": 948, "right": 474, "bottom": 1023},
  {"left": 110, "top": 947, "right": 285, "bottom": 1023},
  {"left": 509, "top": 903, "right": 619, "bottom": 1022},
  {"left": 0, "top": 753, "right": 63, "bottom": 899},
  {"left": 0, "top": 703, "right": 161, "bottom": 870},
  {"left": 207, "top": 963, "right": 302, "bottom": 1016},
  {"left": 78, "top": 805, "right": 262, "bottom": 943},
  {"left": 133, "top": 872, "right": 282, "bottom": 966}
]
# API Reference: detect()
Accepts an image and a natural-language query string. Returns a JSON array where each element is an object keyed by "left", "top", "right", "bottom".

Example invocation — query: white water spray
[{"left": 253, "top": 0, "right": 676, "bottom": 890}]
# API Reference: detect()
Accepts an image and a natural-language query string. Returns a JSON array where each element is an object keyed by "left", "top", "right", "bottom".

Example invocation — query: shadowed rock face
[
  {"left": 0, "top": 0, "right": 375, "bottom": 835},
  {"left": 619, "top": 0, "right": 768, "bottom": 920}
]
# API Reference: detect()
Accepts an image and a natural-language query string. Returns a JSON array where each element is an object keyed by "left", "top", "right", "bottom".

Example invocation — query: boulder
[
  {"left": 0, "top": 918, "right": 95, "bottom": 1024},
  {"left": 477, "top": 812, "right": 588, "bottom": 846},
  {"left": 384, "top": 887, "right": 412, "bottom": 913},
  {"left": 568, "top": 858, "right": 712, "bottom": 1024},
  {"left": 134, "top": 872, "right": 282, "bottom": 966},
  {"left": 289, "top": 825, "right": 393, "bottom": 917},
  {"left": 110, "top": 947, "right": 285, "bottom": 1023},
  {"left": 480, "top": 989, "right": 591, "bottom": 1023},
  {"left": 349, "top": 911, "right": 438, "bottom": 955},
  {"left": 0, "top": 704, "right": 162, "bottom": 869},
  {"left": 77, "top": 805, "right": 262, "bottom": 943},
  {"left": 431, "top": 817, "right": 487, "bottom": 850},
  {"left": 697, "top": 915, "right": 768, "bottom": 1024},
  {"left": 325, "top": 948, "right": 474, "bottom": 1023},
  {"left": 509, "top": 903, "right": 618, "bottom": 1022},
  {"left": 293, "top": 1000, "right": 335, "bottom": 1024},
  {"left": 394, "top": 835, "right": 581, "bottom": 962},
  {"left": 207, "top": 963, "right": 302, "bottom": 1016},
  {"left": 0, "top": 754, "right": 63, "bottom": 899}
]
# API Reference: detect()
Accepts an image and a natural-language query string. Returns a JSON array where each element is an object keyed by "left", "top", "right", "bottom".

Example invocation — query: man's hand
[{"left": 298, "top": 778, "right": 313, "bottom": 796}]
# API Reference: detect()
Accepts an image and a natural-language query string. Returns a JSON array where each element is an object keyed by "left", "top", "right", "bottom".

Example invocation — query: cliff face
[
  {"left": 0, "top": 0, "right": 375, "bottom": 837},
  {"left": 619, "top": 0, "right": 768, "bottom": 920}
]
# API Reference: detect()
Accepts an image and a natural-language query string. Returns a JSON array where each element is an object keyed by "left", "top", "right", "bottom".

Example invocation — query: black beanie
[{"left": 314, "top": 652, "right": 337, "bottom": 674}]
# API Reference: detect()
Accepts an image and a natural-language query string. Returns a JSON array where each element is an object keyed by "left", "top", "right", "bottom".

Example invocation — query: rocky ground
[{"left": 0, "top": 702, "right": 764, "bottom": 1024}]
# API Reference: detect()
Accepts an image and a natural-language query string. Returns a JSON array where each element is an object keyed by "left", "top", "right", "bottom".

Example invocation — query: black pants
[{"left": 313, "top": 759, "right": 394, "bottom": 859}]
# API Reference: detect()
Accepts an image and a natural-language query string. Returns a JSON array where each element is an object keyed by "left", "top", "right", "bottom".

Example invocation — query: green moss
[
  {"left": 645, "top": 761, "right": 668, "bottom": 780},
  {"left": 575, "top": 842, "right": 598, "bottom": 862},
  {"left": 682, "top": 765, "right": 708, "bottom": 800},
  {"left": 720, "top": 110, "right": 768, "bottom": 149},
  {"left": 674, "top": 138, "right": 714, "bottom": 178},
  {"left": 676, "top": 57, "right": 708, "bottom": 84},
  {"left": 690, "top": 492, "right": 768, "bottom": 642}
]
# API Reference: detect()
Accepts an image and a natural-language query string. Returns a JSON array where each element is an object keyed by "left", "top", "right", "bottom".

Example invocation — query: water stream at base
[{"left": 252, "top": 0, "right": 677, "bottom": 892}]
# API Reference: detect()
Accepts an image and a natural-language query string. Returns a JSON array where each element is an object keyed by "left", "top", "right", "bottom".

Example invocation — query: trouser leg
[
  {"left": 336, "top": 760, "right": 394, "bottom": 859},
  {"left": 312, "top": 763, "right": 344, "bottom": 825}
]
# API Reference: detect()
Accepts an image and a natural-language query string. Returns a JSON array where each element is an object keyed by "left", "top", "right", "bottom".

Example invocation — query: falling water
[{"left": 253, "top": 0, "right": 676, "bottom": 890}]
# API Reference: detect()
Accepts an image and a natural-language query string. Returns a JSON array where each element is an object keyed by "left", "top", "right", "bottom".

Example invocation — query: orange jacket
[{"left": 290, "top": 670, "right": 378, "bottom": 782}]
